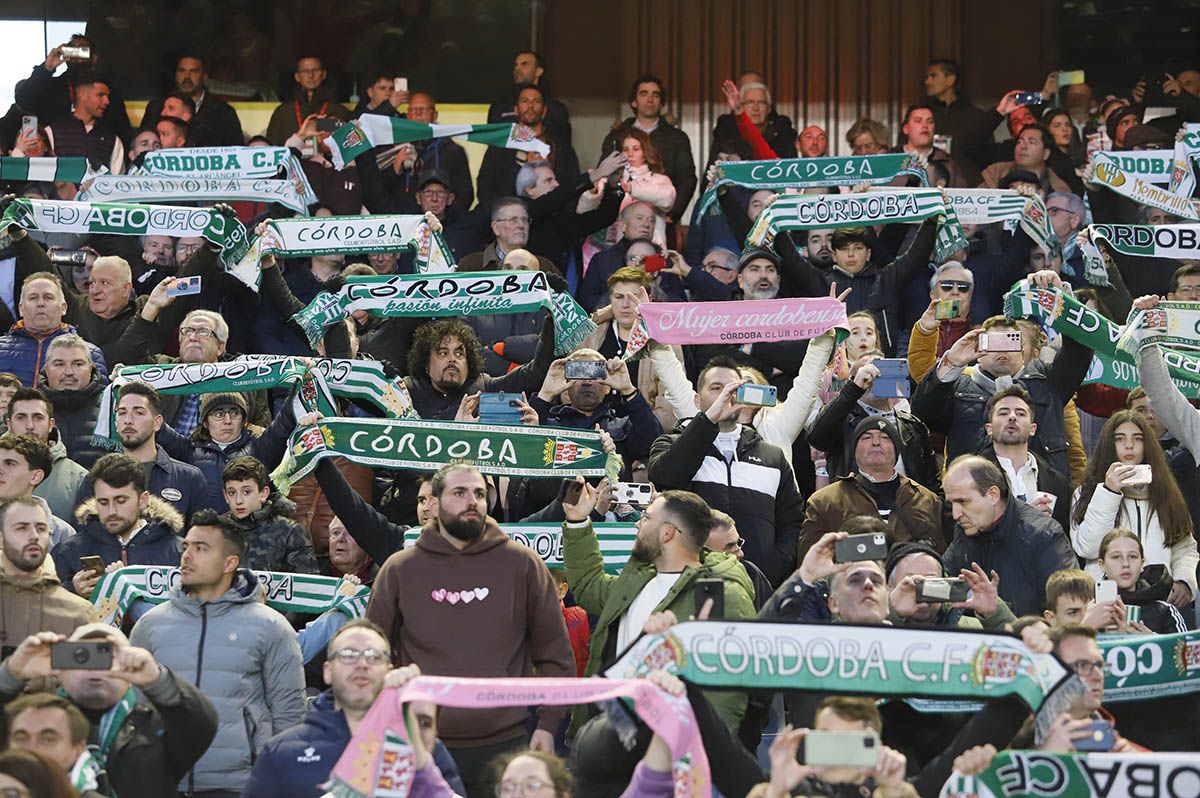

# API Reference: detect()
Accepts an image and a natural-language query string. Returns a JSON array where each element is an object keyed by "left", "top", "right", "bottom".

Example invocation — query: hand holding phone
[
  {"left": 643, "top": 254, "right": 667, "bottom": 273},
  {"left": 80, "top": 555, "right": 105, "bottom": 577},
  {"left": 833, "top": 533, "right": 888, "bottom": 564},
  {"left": 167, "top": 276, "right": 202, "bottom": 297},
  {"left": 801, "top": 730, "right": 880, "bottom": 768},
  {"left": 916, "top": 577, "right": 970, "bottom": 603},
  {"left": 735, "top": 383, "right": 777, "bottom": 407},
  {"left": 978, "top": 331, "right": 1022, "bottom": 352},
  {"left": 564, "top": 360, "right": 607, "bottom": 381},
  {"left": 50, "top": 640, "right": 113, "bottom": 671},
  {"left": 1095, "top": 580, "right": 1119, "bottom": 604}
]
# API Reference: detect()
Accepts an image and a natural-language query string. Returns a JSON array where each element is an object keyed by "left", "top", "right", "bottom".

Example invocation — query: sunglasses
[{"left": 938, "top": 280, "right": 972, "bottom": 292}]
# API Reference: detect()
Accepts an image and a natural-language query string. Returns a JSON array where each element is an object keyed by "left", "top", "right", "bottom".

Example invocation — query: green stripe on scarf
[
  {"left": 90, "top": 566, "right": 369, "bottom": 625},
  {"left": 0, "top": 156, "right": 91, "bottom": 183},
  {"left": 942, "top": 188, "right": 1060, "bottom": 256},
  {"left": 235, "top": 214, "right": 455, "bottom": 285},
  {"left": 1118, "top": 300, "right": 1200, "bottom": 354},
  {"left": 605, "top": 620, "right": 1068, "bottom": 711},
  {"left": 940, "top": 750, "right": 1200, "bottom": 798},
  {"left": 272, "top": 417, "right": 620, "bottom": 494},
  {"left": 747, "top": 188, "right": 967, "bottom": 262},
  {"left": 1005, "top": 285, "right": 1200, "bottom": 398},
  {"left": 1, "top": 197, "right": 251, "bottom": 281},
  {"left": 291, "top": 270, "right": 595, "bottom": 355},
  {"left": 402, "top": 523, "right": 637, "bottom": 572},
  {"left": 696, "top": 153, "right": 926, "bottom": 216},
  {"left": 327, "top": 115, "right": 551, "bottom": 169}
]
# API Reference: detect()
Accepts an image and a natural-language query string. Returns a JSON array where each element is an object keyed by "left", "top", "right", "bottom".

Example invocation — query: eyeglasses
[
  {"left": 938, "top": 280, "right": 972, "bottom": 292},
  {"left": 1068, "top": 658, "right": 1107, "bottom": 677},
  {"left": 1047, "top": 206, "right": 1073, "bottom": 215},
  {"left": 496, "top": 778, "right": 553, "bottom": 798},
  {"left": 420, "top": 189, "right": 449, "bottom": 199},
  {"left": 724, "top": 537, "right": 746, "bottom": 553},
  {"left": 179, "top": 326, "right": 217, "bottom": 339},
  {"left": 331, "top": 647, "right": 389, "bottom": 666},
  {"left": 703, "top": 261, "right": 734, "bottom": 273},
  {"left": 496, "top": 215, "right": 531, "bottom": 225},
  {"left": 208, "top": 408, "right": 244, "bottom": 421}
]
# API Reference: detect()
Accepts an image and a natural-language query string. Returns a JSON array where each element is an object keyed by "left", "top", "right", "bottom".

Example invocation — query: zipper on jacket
[{"left": 187, "top": 604, "right": 208, "bottom": 796}]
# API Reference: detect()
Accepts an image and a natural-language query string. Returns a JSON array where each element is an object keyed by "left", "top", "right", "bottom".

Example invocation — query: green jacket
[{"left": 563, "top": 520, "right": 755, "bottom": 730}]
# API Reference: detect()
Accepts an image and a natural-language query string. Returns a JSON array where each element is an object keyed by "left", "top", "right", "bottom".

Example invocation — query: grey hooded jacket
[{"left": 129, "top": 570, "right": 306, "bottom": 793}]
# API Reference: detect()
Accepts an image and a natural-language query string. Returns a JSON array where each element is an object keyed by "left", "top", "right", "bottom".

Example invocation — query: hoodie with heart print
[{"left": 365, "top": 516, "right": 575, "bottom": 747}]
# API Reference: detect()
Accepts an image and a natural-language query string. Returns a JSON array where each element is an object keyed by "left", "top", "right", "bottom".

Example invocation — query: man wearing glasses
[
  {"left": 459, "top": 197, "right": 545, "bottom": 272},
  {"left": 266, "top": 55, "right": 350, "bottom": 147},
  {"left": 243, "top": 619, "right": 465, "bottom": 798},
  {"left": 1044, "top": 192, "right": 1088, "bottom": 287},
  {"left": 130, "top": 510, "right": 306, "bottom": 797},
  {"left": 705, "top": 509, "right": 772, "bottom": 608}
]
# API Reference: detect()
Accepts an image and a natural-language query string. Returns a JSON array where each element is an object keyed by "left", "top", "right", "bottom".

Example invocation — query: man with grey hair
[
  {"left": 458, "top": 196, "right": 550, "bottom": 272},
  {"left": 705, "top": 72, "right": 797, "bottom": 179},
  {"left": 906, "top": 261, "right": 975, "bottom": 369},
  {"left": 0, "top": 270, "right": 106, "bottom": 387},
  {"left": 1046, "top": 191, "right": 1089, "bottom": 287},
  {"left": 2, "top": 198, "right": 223, "bottom": 367},
  {"left": 578, "top": 200, "right": 661, "bottom": 311},
  {"left": 150, "top": 309, "right": 271, "bottom": 436}
]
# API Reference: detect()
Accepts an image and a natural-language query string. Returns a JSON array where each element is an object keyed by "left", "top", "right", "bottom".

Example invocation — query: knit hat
[
  {"left": 852, "top": 415, "right": 901, "bottom": 453},
  {"left": 1121, "top": 124, "right": 1172, "bottom": 151},
  {"left": 199, "top": 392, "right": 248, "bottom": 420},
  {"left": 884, "top": 540, "right": 945, "bottom": 581}
]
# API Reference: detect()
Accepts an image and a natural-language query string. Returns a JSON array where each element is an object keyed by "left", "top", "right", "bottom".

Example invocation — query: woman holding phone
[
  {"left": 1070, "top": 410, "right": 1199, "bottom": 609},
  {"left": 1098, "top": 529, "right": 1188, "bottom": 634}
]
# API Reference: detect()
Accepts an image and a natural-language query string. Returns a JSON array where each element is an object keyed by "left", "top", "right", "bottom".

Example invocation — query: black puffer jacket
[
  {"left": 941, "top": 497, "right": 1077, "bottom": 617},
  {"left": 647, "top": 415, "right": 804, "bottom": 586},
  {"left": 39, "top": 369, "right": 107, "bottom": 469}
]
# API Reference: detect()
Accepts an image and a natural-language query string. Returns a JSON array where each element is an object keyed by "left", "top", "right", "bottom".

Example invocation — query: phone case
[{"left": 803, "top": 731, "right": 879, "bottom": 768}]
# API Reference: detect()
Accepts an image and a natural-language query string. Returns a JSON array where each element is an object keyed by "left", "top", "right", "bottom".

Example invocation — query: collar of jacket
[
  {"left": 168, "top": 568, "right": 260, "bottom": 610},
  {"left": 39, "top": 368, "right": 105, "bottom": 409},
  {"left": 414, "top": 517, "right": 509, "bottom": 557},
  {"left": 75, "top": 494, "right": 185, "bottom": 536},
  {"left": 233, "top": 493, "right": 298, "bottom": 529},
  {"left": 9, "top": 321, "right": 71, "bottom": 341}
]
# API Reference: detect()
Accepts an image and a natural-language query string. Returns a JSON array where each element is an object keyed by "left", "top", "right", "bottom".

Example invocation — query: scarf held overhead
[
  {"left": 273, "top": 417, "right": 620, "bottom": 493},
  {"left": 78, "top": 173, "right": 311, "bottom": 215},
  {"left": 695, "top": 153, "right": 926, "bottom": 216},
  {"left": 320, "top": 676, "right": 710, "bottom": 798},
  {"left": 0, "top": 156, "right": 94, "bottom": 183},
  {"left": 291, "top": 269, "right": 595, "bottom": 354},
  {"left": 328, "top": 115, "right": 551, "bottom": 170},
  {"left": 605, "top": 620, "right": 1068, "bottom": 711}
]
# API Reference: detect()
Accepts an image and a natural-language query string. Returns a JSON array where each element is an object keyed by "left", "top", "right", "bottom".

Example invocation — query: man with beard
[
  {"left": 130, "top": 511, "right": 305, "bottom": 797},
  {"left": 139, "top": 54, "right": 243, "bottom": 147},
  {"left": 0, "top": 434, "right": 76, "bottom": 548},
  {"left": 53, "top": 452, "right": 185, "bottom": 597},
  {"left": 476, "top": 83, "right": 579, "bottom": 210},
  {"left": 560, "top": 481, "right": 754, "bottom": 729},
  {"left": 804, "top": 228, "right": 834, "bottom": 269},
  {"left": 244, "top": 619, "right": 466, "bottom": 798},
  {"left": 72, "top": 383, "right": 209, "bottom": 522},
  {"left": 0, "top": 496, "right": 94, "bottom": 653},
  {"left": 365, "top": 463, "right": 573, "bottom": 798},
  {"left": 978, "top": 385, "right": 1072, "bottom": 532}
]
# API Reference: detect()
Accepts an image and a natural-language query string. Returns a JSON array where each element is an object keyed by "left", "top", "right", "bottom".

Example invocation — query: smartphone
[
  {"left": 20, "top": 115, "right": 37, "bottom": 139},
  {"left": 736, "top": 383, "right": 777, "bottom": 407},
  {"left": 643, "top": 254, "right": 667, "bottom": 273},
  {"left": 932, "top": 133, "right": 953, "bottom": 154},
  {"left": 395, "top": 77, "right": 408, "bottom": 93},
  {"left": 871, "top": 358, "right": 910, "bottom": 399},
  {"left": 564, "top": 360, "right": 607, "bottom": 381},
  {"left": 978, "top": 331, "right": 1023, "bottom": 352},
  {"left": 478, "top": 392, "right": 524, "bottom": 424},
  {"left": 61, "top": 45, "right": 91, "bottom": 61},
  {"left": 316, "top": 118, "right": 341, "bottom": 133},
  {"left": 613, "top": 482, "right": 653, "bottom": 506},
  {"left": 79, "top": 555, "right": 105, "bottom": 577},
  {"left": 167, "top": 276, "right": 202, "bottom": 297},
  {"left": 558, "top": 478, "right": 584, "bottom": 506},
  {"left": 693, "top": 578, "right": 725, "bottom": 619},
  {"left": 834, "top": 533, "right": 888, "bottom": 564},
  {"left": 1096, "top": 580, "right": 1119, "bottom": 604},
  {"left": 916, "top": 577, "right": 970, "bottom": 603},
  {"left": 1074, "top": 720, "right": 1115, "bottom": 753},
  {"left": 801, "top": 730, "right": 879, "bottom": 768},
  {"left": 49, "top": 249, "right": 88, "bottom": 266},
  {"left": 934, "top": 299, "right": 961, "bottom": 320},
  {"left": 1057, "top": 70, "right": 1086, "bottom": 87},
  {"left": 50, "top": 640, "right": 112, "bottom": 671},
  {"left": 1030, "top": 490, "right": 1058, "bottom": 513},
  {"left": 1013, "top": 91, "right": 1044, "bottom": 106},
  {"left": 1125, "top": 464, "right": 1153, "bottom": 485}
]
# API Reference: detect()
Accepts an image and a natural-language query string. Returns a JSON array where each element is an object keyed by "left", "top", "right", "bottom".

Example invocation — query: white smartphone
[
  {"left": 395, "top": 77, "right": 408, "bottom": 93},
  {"left": 1096, "top": 580, "right": 1119, "bottom": 604}
]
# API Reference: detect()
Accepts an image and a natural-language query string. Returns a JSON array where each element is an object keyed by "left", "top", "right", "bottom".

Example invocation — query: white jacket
[{"left": 1070, "top": 483, "right": 1200, "bottom": 597}]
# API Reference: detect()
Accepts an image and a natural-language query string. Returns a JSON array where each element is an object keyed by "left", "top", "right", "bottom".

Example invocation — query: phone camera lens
[{"left": 72, "top": 646, "right": 90, "bottom": 665}]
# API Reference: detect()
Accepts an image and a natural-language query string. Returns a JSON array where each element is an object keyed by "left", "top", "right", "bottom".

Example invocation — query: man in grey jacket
[{"left": 130, "top": 509, "right": 306, "bottom": 798}]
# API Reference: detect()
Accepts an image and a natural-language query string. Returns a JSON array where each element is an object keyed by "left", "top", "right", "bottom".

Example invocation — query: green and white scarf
[
  {"left": 1083, "top": 224, "right": 1200, "bottom": 290},
  {"left": 327, "top": 115, "right": 551, "bottom": 170},
  {"left": 122, "top": 145, "right": 319, "bottom": 211},
  {"left": 0, "top": 197, "right": 250, "bottom": 273},
  {"left": 605, "top": 620, "right": 1068, "bottom": 711},
  {"left": 941, "top": 188, "right": 1060, "bottom": 255},
  {"left": 234, "top": 214, "right": 456, "bottom": 289},
  {"left": 90, "top": 565, "right": 370, "bottom": 626},
  {"left": 940, "top": 751, "right": 1200, "bottom": 798},
  {"left": 78, "top": 173, "right": 311, "bottom": 215},
  {"left": 291, "top": 270, "right": 596, "bottom": 355},
  {"left": 91, "top": 358, "right": 337, "bottom": 449},
  {"left": 402, "top": 522, "right": 636, "bottom": 573},
  {"left": 1118, "top": 300, "right": 1200, "bottom": 355},
  {"left": 1090, "top": 150, "right": 1174, "bottom": 186},
  {"left": 747, "top": 188, "right": 967, "bottom": 262},
  {"left": 1099, "top": 628, "right": 1200, "bottom": 701},
  {"left": 237, "top": 355, "right": 417, "bottom": 419},
  {"left": 272, "top": 417, "right": 620, "bottom": 493},
  {"left": 68, "top": 749, "right": 105, "bottom": 794},
  {"left": 1170, "top": 123, "right": 1200, "bottom": 197},
  {"left": 1006, "top": 285, "right": 1200, "bottom": 398},
  {"left": 0, "top": 156, "right": 94, "bottom": 183},
  {"left": 695, "top": 153, "right": 926, "bottom": 216},
  {"left": 1090, "top": 153, "right": 1200, "bottom": 221}
]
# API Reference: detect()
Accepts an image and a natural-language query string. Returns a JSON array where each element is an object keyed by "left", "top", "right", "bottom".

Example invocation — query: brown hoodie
[
  {"left": 0, "top": 567, "right": 97, "bottom": 654},
  {"left": 366, "top": 517, "right": 574, "bottom": 748}
]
